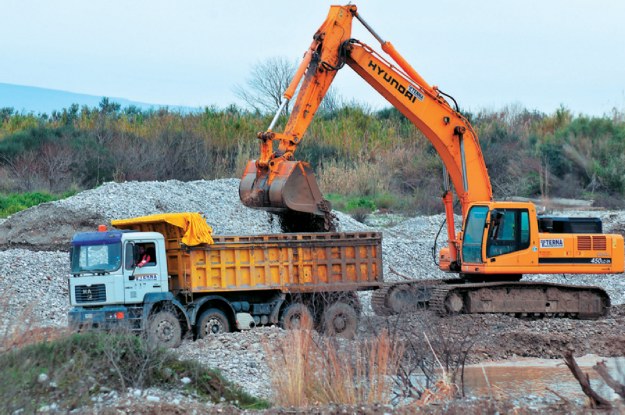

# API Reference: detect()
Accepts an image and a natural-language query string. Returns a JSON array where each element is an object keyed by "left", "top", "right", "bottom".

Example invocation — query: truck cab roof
[{"left": 72, "top": 230, "right": 164, "bottom": 246}]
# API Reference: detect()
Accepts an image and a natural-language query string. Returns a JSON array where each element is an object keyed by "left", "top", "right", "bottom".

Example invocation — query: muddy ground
[{"left": 361, "top": 305, "right": 625, "bottom": 363}]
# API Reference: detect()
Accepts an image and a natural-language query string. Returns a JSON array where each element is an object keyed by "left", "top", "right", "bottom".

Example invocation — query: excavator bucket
[{"left": 239, "top": 160, "right": 326, "bottom": 216}]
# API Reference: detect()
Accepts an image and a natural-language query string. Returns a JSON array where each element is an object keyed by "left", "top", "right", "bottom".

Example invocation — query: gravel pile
[
  {"left": 0, "top": 179, "right": 372, "bottom": 250},
  {"left": 0, "top": 249, "right": 69, "bottom": 331},
  {"left": 1, "top": 178, "right": 625, "bottom": 329},
  {"left": 176, "top": 327, "right": 284, "bottom": 400}
]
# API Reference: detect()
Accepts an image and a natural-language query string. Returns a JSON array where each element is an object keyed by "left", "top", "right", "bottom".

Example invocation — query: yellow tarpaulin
[{"left": 112, "top": 212, "right": 214, "bottom": 246}]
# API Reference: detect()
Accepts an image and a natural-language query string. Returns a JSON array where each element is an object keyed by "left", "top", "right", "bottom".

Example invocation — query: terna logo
[{"left": 540, "top": 239, "right": 564, "bottom": 249}]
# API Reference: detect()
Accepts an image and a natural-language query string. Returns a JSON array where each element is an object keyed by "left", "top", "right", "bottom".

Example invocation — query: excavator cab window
[
  {"left": 462, "top": 205, "right": 489, "bottom": 264},
  {"left": 486, "top": 209, "right": 530, "bottom": 257}
]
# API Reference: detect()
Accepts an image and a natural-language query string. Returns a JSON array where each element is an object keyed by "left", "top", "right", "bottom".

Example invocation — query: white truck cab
[{"left": 68, "top": 228, "right": 187, "bottom": 347}]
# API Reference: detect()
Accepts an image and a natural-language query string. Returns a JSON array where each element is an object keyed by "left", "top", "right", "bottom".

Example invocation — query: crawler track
[
  {"left": 371, "top": 279, "right": 453, "bottom": 316},
  {"left": 373, "top": 280, "right": 610, "bottom": 320},
  {"left": 429, "top": 281, "right": 610, "bottom": 319}
]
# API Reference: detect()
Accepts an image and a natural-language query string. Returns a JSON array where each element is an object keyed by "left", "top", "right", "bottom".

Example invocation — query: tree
[
  {"left": 234, "top": 56, "right": 296, "bottom": 115},
  {"left": 98, "top": 97, "right": 121, "bottom": 115}
]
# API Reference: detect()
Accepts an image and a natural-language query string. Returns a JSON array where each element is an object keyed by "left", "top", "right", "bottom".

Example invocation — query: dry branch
[
  {"left": 563, "top": 351, "right": 611, "bottom": 409},
  {"left": 593, "top": 360, "right": 625, "bottom": 400},
  {"left": 389, "top": 266, "right": 414, "bottom": 281}
]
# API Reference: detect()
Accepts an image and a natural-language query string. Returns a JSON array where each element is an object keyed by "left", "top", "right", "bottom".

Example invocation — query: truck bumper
[{"left": 68, "top": 305, "right": 142, "bottom": 331}]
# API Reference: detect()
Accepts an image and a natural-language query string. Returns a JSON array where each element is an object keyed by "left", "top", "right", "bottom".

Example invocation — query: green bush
[
  {"left": 0, "top": 332, "right": 268, "bottom": 413},
  {"left": 1, "top": 102, "right": 624, "bottom": 213},
  {"left": 345, "top": 197, "right": 376, "bottom": 213},
  {"left": 374, "top": 193, "right": 397, "bottom": 211}
]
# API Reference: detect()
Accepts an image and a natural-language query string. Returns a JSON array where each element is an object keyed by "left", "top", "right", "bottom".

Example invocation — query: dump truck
[{"left": 68, "top": 212, "right": 382, "bottom": 347}]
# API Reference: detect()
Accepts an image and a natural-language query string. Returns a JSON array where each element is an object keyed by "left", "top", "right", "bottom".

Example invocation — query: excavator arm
[
  {"left": 239, "top": 5, "right": 355, "bottom": 224},
  {"left": 240, "top": 4, "right": 491, "bottom": 261}
]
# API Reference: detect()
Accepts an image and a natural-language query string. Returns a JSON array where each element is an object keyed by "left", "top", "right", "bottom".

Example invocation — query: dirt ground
[{"left": 359, "top": 305, "right": 625, "bottom": 364}]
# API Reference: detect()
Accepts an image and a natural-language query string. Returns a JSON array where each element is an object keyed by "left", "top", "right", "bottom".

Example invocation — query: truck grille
[{"left": 75, "top": 284, "right": 106, "bottom": 303}]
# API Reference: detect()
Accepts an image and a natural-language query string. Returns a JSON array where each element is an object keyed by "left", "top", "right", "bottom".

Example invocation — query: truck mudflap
[{"left": 68, "top": 305, "right": 142, "bottom": 331}]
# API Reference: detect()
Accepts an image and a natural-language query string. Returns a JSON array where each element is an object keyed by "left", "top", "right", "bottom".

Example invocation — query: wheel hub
[
  {"left": 207, "top": 318, "right": 223, "bottom": 334},
  {"left": 157, "top": 321, "right": 174, "bottom": 341},
  {"left": 333, "top": 315, "right": 346, "bottom": 332}
]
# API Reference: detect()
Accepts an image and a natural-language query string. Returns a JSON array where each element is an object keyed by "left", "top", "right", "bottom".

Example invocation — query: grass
[
  {"left": 0, "top": 331, "right": 269, "bottom": 413},
  {"left": 0, "top": 190, "right": 76, "bottom": 218},
  {"left": 264, "top": 328, "right": 403, "bottom": 408}
]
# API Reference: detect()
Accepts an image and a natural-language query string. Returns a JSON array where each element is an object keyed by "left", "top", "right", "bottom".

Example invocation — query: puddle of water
[{"left": 461, "top": 355, "right": 625, "bottom": 402}]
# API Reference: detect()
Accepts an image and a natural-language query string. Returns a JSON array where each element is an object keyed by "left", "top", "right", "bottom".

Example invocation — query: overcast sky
[{"left": 2, "top": 0, "right": 624, "bottom": 116}]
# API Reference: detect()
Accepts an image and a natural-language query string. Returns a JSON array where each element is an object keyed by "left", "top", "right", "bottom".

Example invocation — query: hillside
[
  {"left": 1, "top": 103, "right": 624, "bottom": 218},
  {"left": 0, "top": 83, "right": 193, "bottom": 114}
]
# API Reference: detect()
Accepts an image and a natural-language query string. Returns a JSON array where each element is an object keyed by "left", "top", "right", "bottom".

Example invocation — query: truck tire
[
  {"left": 280, "top": 303, "right": 313, "bottom": 330},
  {"left": 148, "top": 311, "right": 182, "bottom": 348},
  {"left": 322, "top": 302, "right": 358, "bottom": 339},
  {"left": 198, "top": 308, "right": 230, "bottom": 338}
]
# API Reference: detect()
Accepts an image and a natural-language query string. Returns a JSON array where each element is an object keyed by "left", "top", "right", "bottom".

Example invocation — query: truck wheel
[
  {"left": 280, "top": 303, "right": 313, "bottom": 330},
  {"left": 198, "top": 308, "right": 230, "bottom": 338},
  {"left": 322, "top": 302, "right": 358, "bottom": 339},
  {"left": 148, "top": 311, "right": 182, "bottom": 348}
]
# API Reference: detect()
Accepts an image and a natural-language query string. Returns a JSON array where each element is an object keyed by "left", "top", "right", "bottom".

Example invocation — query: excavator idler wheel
[
  {"left": 322, "top": 302, "right": 358, "bottom": 339},
  {"left": 444, "top": 292, "right": 464, "bottom": 314}
]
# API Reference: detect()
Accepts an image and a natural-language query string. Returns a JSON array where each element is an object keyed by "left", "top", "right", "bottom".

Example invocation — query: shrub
[
  {"left": 1, "top": 102, "right": 624, "bottom": 211},
  {"left": 0, "top": 331, "right": 268, "bottom": 413},
  {"left": 264, "top": 329, "right": 403, "bottom": 407}
]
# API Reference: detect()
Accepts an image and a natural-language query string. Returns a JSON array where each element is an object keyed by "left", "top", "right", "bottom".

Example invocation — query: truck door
[{"left": 123, "top": 241, "right": 161, "bottom": 304}]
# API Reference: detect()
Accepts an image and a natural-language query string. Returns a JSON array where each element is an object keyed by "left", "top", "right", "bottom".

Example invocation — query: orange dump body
[{"left": 114, "top": 216, "right": 383, "bottom": 296}]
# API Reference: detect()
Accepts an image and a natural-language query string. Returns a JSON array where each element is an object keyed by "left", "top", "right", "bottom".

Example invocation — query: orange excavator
[{"left": 240, "top": 4, "right": 624, "bottom": 318}]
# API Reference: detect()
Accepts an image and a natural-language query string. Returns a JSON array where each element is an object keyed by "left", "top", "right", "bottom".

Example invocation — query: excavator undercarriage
[{"left": 371, "top": 279, "right": 610, "bottom": 319}]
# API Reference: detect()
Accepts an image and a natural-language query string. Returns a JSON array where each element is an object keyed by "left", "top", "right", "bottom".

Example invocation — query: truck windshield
[{"left": 71, "top": 242, "right": 122, "bottom": 274}]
